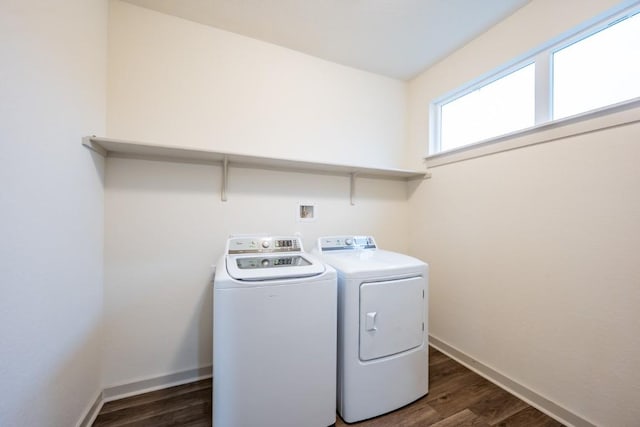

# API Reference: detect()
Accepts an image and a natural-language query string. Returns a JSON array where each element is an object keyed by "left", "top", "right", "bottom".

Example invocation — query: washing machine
[
  {"left": 213, "top": 235, "right": 337, "bottom": 427},
  {"left": 314, "top": 235, "right": 429, "bottom": 423}
]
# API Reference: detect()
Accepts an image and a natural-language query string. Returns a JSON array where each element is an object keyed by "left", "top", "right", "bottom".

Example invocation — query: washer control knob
[
  {"left": 261, "top": 259, "right": 270, "bottom": 267},
  {"left": 261, "top": 240, "right": 270, "bottom": 248},
  {"left": 345, "top": 238, "right": 354, "bottom": 246}
]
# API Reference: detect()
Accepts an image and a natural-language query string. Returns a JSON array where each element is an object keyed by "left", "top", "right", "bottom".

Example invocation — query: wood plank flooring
[{"left": 93, "top": 346, "right": 563, "bottom": 426}]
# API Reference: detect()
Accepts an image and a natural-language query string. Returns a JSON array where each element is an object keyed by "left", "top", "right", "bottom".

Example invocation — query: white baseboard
[
  {"left": 103, "top": 366, "right": 213, "bottom": 402},
  {"left": 429, "top": 335, "right": 595, "bottom": 427},
  {"left": 76, "top": 390, "right": 104, "bottom": 427},
  {"left": 77, "top": 366, "right": 212, "bottom": 426}
]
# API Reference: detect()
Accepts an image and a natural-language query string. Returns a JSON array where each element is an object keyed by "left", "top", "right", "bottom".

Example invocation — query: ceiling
[{"left": 121, "top": 0, "right": 531, "bottom": 80}]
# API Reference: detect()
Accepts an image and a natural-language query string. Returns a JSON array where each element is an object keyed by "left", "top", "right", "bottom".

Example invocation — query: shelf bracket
[
  {"left": 221, "top": 156, "right": 228, "bottom": 202},
  {"left": 81, "top": 136, "right": 107, "bottom": 157},
  {"left": 350, "top": 172, "right": 357, "bottom": 206}
]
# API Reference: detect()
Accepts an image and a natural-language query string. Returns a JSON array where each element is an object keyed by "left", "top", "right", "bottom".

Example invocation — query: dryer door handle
[{"left": 365, "top": 312, "right": 377, "bottom": 331}]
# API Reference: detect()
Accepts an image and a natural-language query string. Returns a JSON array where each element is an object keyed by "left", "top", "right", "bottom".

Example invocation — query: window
[
  {"left": 553, "top": 11, "right": 640, "bottom": 119},
  {"left": 440, "top": 63, "right": 535, "bottom": 152},
  {"left": 431, "top": 4, "right": 640, "bottom": 155}
]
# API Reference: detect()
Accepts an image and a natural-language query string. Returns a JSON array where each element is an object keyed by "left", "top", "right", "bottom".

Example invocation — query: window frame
[{"left": 428, "top": 2, "right": 640, "bottom": 159}]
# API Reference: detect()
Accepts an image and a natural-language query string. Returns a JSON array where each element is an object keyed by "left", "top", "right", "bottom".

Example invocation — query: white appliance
[
  {"left": 314, "top": 235, "right": 429, "bottom": 423},
  {"left": 213, "top": 235, "right": 337, "bottom": 427}
]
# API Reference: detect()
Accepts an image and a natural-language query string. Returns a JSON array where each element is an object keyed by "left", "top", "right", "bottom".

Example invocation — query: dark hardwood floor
[{"left": 93, "top": 346, "right": 563, "bottom": 426}]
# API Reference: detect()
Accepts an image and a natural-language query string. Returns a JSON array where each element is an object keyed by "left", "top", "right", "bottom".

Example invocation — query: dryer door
[{"left": 359, "top": 276, "right": 425, "bottom": 361}]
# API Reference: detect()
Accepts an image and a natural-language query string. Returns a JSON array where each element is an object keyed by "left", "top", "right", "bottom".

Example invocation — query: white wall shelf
[{"left": 83, "top": 136, "right": 428, "bottom": 203}]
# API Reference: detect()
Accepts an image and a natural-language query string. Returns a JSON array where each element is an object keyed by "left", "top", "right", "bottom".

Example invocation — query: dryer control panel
[{"left": 318, "top": 235, "right": 377, "bottom": 252}]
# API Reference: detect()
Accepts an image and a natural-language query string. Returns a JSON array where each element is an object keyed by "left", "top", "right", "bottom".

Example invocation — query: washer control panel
[
  {"left": 228, "top": 236, "right": 302, "bottom": 254},
  {"left": 318, "top": 235, "right": 377, "bottom": 252}
]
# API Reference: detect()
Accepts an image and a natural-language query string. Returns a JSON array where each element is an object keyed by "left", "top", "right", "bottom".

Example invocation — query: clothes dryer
[
  {"left": 214, "top": 235, "right": 337, "bottom": 427},
  {"left": 314, "top": 236, "right": 428, "bottom": 423}
]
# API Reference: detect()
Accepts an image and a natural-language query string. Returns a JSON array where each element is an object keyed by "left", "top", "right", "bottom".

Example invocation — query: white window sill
[{"left": 424, "top": 97, "right": 640, "bottom": 168}]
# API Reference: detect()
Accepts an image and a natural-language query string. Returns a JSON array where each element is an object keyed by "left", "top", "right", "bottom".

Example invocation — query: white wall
[
  {"left": 108, "top": 1, "right": 407, "bottom": 169},
  {"left": 104, "top": 159, "right": 409, "bottom": 386},
  {"left": 407, "top": 1, "right": 640, "bottom": 426},
  {"left": 103, "top": 1, "right": 411, "bottom": 387},
  {"left": 0, "top": 1, "right": 107, "bottom": 426}
]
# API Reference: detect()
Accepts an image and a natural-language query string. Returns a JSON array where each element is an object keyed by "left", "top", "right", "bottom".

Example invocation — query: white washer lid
[{"left": 226, "top": 252, "right": 326, "bottom": 281}]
